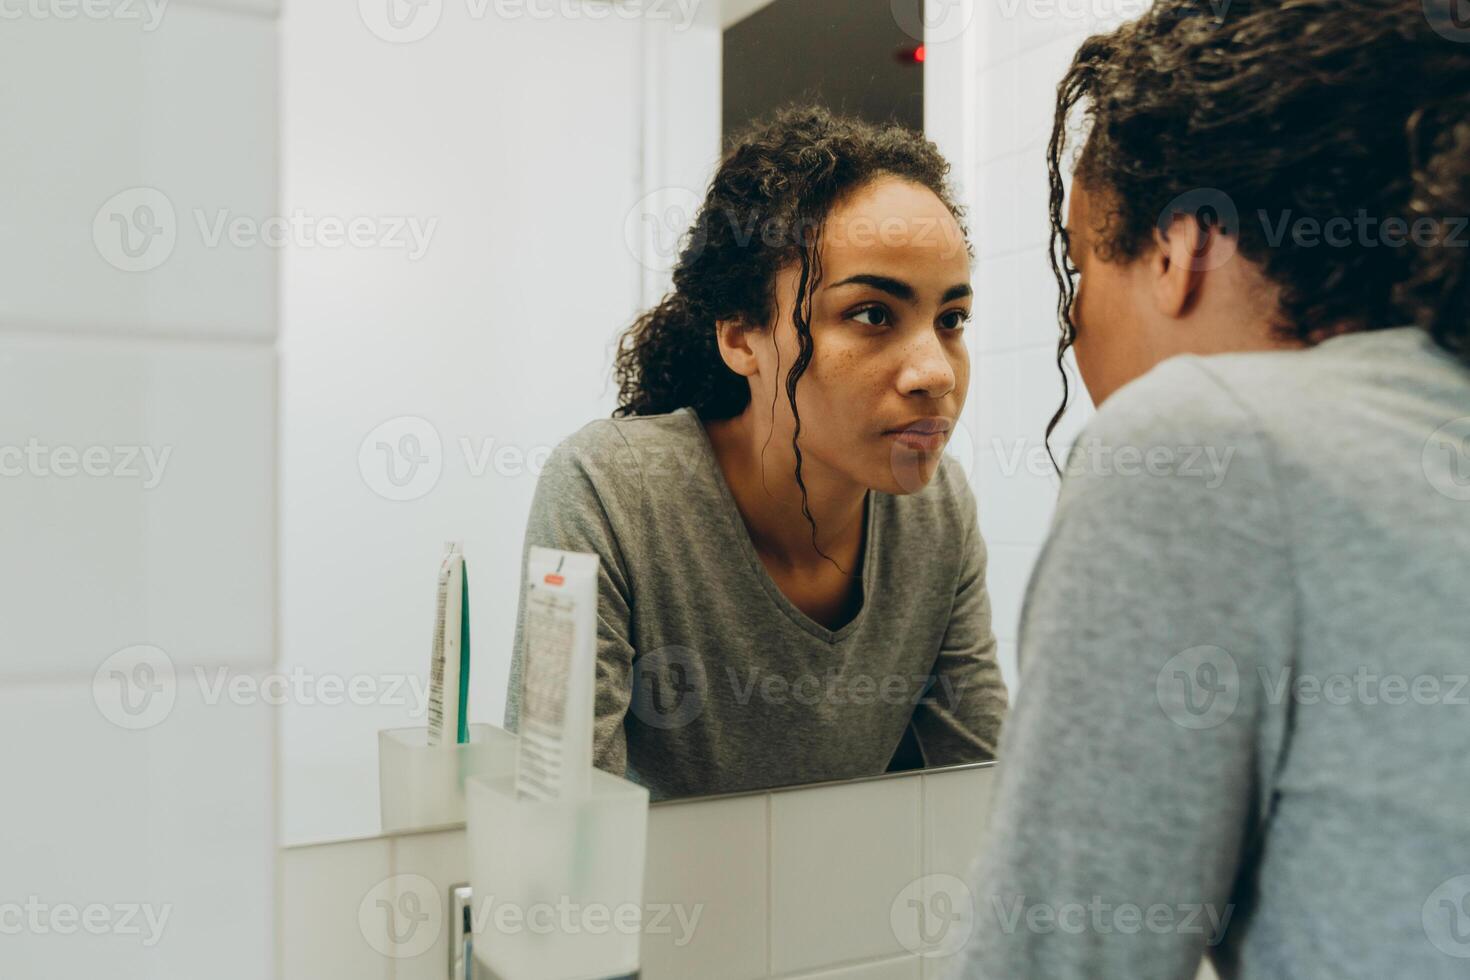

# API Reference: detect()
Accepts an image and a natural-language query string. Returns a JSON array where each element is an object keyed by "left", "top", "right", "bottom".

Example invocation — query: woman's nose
[{"left": 898, "top": 333, "right": 958, "bottom": 398}]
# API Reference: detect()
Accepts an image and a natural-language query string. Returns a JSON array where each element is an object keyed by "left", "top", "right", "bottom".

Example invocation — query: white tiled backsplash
[
  {"left": 282, "top": 765, "right": 1000, "bottom": 980},
  {"left": 282, "top": 764, "right": 1221, "bottom": 979}
]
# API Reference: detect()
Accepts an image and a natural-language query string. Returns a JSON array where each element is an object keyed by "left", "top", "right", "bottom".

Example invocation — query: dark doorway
[{"left": 723, "top": 0, "right": 926, "bottom": 144}]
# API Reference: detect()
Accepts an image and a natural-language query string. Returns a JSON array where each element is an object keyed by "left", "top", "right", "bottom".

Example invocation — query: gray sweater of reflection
[
  {"left": 951, "top": 326, "right": 1470, "bottom": 980},
  {"left": 502, "top": 405, "right": 1009, "bottom": 801}
]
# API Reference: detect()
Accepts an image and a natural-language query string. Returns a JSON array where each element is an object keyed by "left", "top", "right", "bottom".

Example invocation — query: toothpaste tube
[
  {"left": 515, "top": 546, "right": 598, "bottom": 801},
  {"left": 426, "top": 540, "right": 471, "bottom": 746}
]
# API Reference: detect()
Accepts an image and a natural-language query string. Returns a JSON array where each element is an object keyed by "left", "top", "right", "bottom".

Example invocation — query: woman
[
  {"left": 957, "top": 1, "right": 1470, "bottom": 977},
  {"left": 504, "top": 106, "right": 1009, "bottom": 800}
]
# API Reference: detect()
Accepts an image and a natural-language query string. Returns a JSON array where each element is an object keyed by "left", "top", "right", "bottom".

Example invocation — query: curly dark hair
[
  {"left": 613, "top": 104, "right": 970, "bottom": 564},
  {"left": 1044, "top": 0, "right": 1470, "bottom": 455}
]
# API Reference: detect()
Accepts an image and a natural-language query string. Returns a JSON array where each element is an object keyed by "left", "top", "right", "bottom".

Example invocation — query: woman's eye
[
  {"left": 940, "top": 310, "right": 973, "bottom": 331},
  {"left": 850, "top": 306, "right": 890, "bottom": 327}
]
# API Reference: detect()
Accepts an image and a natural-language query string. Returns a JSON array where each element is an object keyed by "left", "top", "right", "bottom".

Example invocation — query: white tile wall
[
  {"left": 390, "top": 830, "right": 471, "bottom": 980},
  {"left": 0, "top": 0, "right": 279, "bottom": 977},
  {"left": 281, "top": 766, "right": 999, "bottom": 980},
  {"left": 0, "top": 336, "right": 276, "bottom": 678},
  {"left": 926, "top": 0, "right": 1108, "bottom": 690},
  {"left": 144, "top": 671, "right": 276, "bottom": 978},
  {"left": 281, "top": 837, "right": 395, "bottom": 980},
  {"left": 794, "top": 956, "right": 922, "bottom": 980},
  {"left": 0, "top": 643, "right": 276, "bottom": 980},
  {"left": 920, "top": 767, "right": 998, "bottom": 980},
  {"left": 642, "top": 794, "right": 769, "bottom": 980},
  {"left": 0, "top": 5, "right": 277, "bottom": 340},
  {"left": 922, "top": 766, "right": 999, "bottom": 883},
  {"left": 770, "top": 777, "right": 924, "bottom": 974}
]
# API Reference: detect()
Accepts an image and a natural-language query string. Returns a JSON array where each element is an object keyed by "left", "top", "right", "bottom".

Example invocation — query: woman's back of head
[{"left": 1047, "top": 0, "right": 1470, "bottom": 366}]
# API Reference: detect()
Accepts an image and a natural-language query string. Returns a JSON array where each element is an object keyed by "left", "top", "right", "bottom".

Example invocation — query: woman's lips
[{"left": 887, "top": 429, "right": 947, "bottom": 452}]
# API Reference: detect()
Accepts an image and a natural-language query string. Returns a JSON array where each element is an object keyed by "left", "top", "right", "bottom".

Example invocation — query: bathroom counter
[{"left": 282, "top": 762, "right": 1221, "bottom": 980}]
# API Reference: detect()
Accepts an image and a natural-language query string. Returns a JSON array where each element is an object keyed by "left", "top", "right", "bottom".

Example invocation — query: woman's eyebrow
[{"left": 827, "top": 274, "right": 973, "bottom": 304}]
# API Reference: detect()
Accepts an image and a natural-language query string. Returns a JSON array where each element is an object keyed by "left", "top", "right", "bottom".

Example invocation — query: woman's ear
[
  {"left": 1149, "top": 213, "right": 1215, "bottom": 319},
  {"left": 715, "top": 318, "right": 761, "bottom": 378}
]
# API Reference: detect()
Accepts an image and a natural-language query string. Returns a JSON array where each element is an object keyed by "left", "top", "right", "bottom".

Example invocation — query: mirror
[{"left": 280, "top": 0, "right": 1013, "bottom": 846}]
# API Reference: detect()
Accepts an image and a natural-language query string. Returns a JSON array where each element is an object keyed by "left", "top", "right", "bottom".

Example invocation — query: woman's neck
[{"left": 702, "top": 409, "right": 868, "bottom": 573}]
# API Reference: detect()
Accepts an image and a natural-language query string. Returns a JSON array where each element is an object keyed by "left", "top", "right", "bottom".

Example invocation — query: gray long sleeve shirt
[
  {"left": 503, "top": 405, "right": 1009, "bottom": 800},
  {"left": 952, "top": 326, "right": 1470, "bottom": 979}
]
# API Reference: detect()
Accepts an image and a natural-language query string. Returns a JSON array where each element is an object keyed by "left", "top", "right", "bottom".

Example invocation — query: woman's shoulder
[
  {"left": 544, "top": 407, "right": 705, "bottom": 493},
  {"left": 1093, "top": 326, "right": 1457, "bottom": 451},
  {"left": 1087, "top": 354, "right": 1262, "bottom": 451}
]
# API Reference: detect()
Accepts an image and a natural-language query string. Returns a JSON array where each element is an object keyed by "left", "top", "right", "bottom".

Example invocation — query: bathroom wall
[
  {"left": 282, "top": 764, "right": 998, "bottom": 980},
  {"left": 924, "top": 0, "right": 1106, "bottom": 690},
  {"left": 277, "top": 0, "right": 722, "bottom": 845},
  {"left": 0, "top": 1, "right": 279, "bottom": 977}
]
